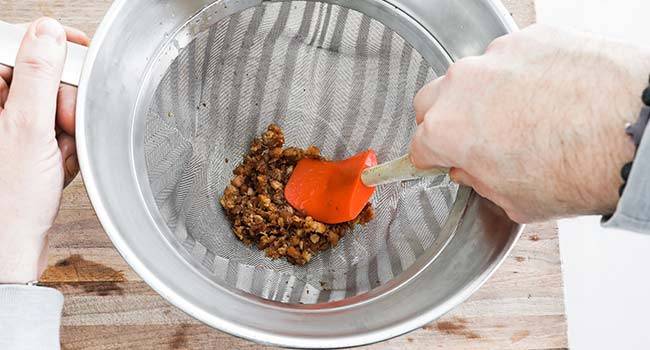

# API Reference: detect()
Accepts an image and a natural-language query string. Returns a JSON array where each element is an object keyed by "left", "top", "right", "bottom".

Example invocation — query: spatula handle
[{"left": 360, "top": 155, "right": 448, "bottom": 187}]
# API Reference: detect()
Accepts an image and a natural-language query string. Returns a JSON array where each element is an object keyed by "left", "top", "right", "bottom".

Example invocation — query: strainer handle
[
  {"left": 0, "top": 20, "right": 86, "bottom": 86},
  {"left": 361, "top": 154, "right": 449, "bottom": 187}
]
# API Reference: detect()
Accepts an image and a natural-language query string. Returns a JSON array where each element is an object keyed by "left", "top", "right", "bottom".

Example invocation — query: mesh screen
[{"left": 145, "top": 1, "right": 457, "bottom": 304}]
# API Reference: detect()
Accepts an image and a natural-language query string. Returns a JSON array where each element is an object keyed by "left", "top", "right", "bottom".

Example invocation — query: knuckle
[
  {"left": 485, "top": 35, "right": 511, "bottom": 53},
  {"left": 472, "top": 182, "right": 489, "bottom": 198},
  {"left": 422, "top": 110, "right": 438, "bottom": 135},
  {"left": 408, "top": 143, "right": 426, "bottom": 167},
  {"left": 414, "top": 82, "right": 431, "bottom": 106},
  {"left": 413, "top": 91, "right": 426, "bottom": 113},
  {"left": 510, "top": 24, "right": 554, "bottom": 46},
  {"left": 446, "top": 56, "right": 481, "bottom": 80},
  {"left": 5, "top": 108, "right": 35, "bottom": 130},
  {"left": 490, "top": 194, "right": 527, "bottom": 223},
  {"left": 505, "top": 209, "right": 527, "bottom": 224},
  {"left": 0, "top": 80, "right": 8, "bottom": 98},
  {"left": 525, "top": 23, "right": 550, "bottom": 34},
  {"left": 16, "top": 55, "right": 58, "bottom": 79},
  {"left": 415, "top": 78, "right": 441, "bottom": 105}
]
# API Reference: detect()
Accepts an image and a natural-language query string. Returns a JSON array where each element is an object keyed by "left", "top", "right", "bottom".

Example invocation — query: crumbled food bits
[{"left": 220, "top": 124, "right": 374, "bottom": 265}]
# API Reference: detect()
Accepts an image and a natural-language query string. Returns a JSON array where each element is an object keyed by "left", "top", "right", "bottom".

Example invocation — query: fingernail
[
  {"left": 65, "top": 154, "right": 79, "bottom": 175},
  {"left": 35, "top": 18, "right": 65, "bottom": 44}
]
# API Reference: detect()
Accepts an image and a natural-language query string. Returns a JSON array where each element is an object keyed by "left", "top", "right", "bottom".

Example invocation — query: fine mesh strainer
[
  {"left": 0, "top": 0, "right": 523, "bottom": 347},
  {"left": 146, "top": 1, "right": 456, "bottom": 304}
]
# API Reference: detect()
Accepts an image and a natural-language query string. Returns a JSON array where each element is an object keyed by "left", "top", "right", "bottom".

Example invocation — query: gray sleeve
[
  {"left": 0, "top": 285, "right": 63, "bottom": 350},
  {"left": 603, "top": 124, "right": 650, "bottom": 233}
]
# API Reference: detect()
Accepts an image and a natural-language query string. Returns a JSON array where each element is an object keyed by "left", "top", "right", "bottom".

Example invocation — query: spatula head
[{"left": 284, "top": 150, "right": 377, "bottom": 224}]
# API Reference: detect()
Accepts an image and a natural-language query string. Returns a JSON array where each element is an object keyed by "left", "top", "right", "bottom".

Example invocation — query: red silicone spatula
[{"left": 284, "top": 151, "right": 448, "bottom": 224}]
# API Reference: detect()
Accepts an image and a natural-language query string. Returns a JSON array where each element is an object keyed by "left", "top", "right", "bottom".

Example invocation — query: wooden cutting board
[{"left": 0, "top": 1, "right": 567, "bottom": 349}]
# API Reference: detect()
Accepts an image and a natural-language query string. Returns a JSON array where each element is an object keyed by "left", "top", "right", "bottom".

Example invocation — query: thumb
[{"left": 4, "top": 18, "right": 66, "bottom": 135}]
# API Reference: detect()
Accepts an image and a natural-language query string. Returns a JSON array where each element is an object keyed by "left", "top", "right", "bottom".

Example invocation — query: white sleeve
[{"left": 0, "top": 285, "right": 63, "bottom": 350}]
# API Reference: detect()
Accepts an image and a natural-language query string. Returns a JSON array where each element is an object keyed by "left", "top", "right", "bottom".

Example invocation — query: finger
[
  {"left": 57, "top": 84, "right": 76, "bottom": 135},
  {"left": 0, "top": 64, "right": 12, "bottom": 84},
  {"left": 449, "top": 168, "right": 492, "bottom": 198},
  {"left": 449, "top": 167, "right": 472, "bottom": 186},
  {"left": 414, "top": 76, "right": 443, "bottom": 125},
  {"left": 450, "top": 167, "right": 523, "bottom": 222},
  {"left": 409, "top": 121, "right": 454, "bottom": 169},
  {"left": 63, "top": 25, "right": 90, "bottom": 46},
  {"left": 3, "top": 18, "right": 66, "bottom": 134},
  {"left": 449, "top": 167, "right": 491, "bottom": 199},
  {"left": 57, "top": 132, "right": 78, "bottom": 187},
  {"left": 0, "top": 78, "right": 9, "bottom": 108},
  {"left": 56, "top": 26, "right": 89, "bottom": 136},
  {"left": 461, "top": 172, "right": 497, "bottom": 203}
]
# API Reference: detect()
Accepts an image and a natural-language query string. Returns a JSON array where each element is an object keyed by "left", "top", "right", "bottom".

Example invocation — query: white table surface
[{"left": 535, "top": 1, "right": 650, "bottom": 349}]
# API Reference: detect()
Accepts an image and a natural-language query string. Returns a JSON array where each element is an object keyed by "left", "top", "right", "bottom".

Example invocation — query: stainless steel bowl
[{"left": 5, "top": 0, "right": 523, "bottom": 348}]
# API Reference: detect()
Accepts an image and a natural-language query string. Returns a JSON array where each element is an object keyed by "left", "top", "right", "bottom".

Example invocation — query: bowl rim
[{"left": 76, "top": 0, "right": 523, "bottom": 348}]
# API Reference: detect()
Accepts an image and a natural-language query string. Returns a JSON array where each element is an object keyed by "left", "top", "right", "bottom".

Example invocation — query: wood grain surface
[{"left": 1, "top": 1, "right": 568, "bottom": 349}]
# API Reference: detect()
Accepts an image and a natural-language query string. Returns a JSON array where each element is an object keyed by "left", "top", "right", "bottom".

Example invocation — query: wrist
[
  {"left": 598, "top": 125, "right": 636, "bottom": 213},
  {"left": 594, "top": 64, "right": 650, "bottom": 214},
  {"left": 562, "top": 50, "right": 650, "bottom": 216},
  {"left": 0, "top": 228, "right": 48, "bottom": 283}
]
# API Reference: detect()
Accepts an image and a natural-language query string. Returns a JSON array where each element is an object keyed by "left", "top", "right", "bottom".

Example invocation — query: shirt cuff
[
  {"left": 603, "top": 122, "right": 650, "bottom": 233},
  {"left": 0, "top": 285, "right": 63, "bottom": 350}
]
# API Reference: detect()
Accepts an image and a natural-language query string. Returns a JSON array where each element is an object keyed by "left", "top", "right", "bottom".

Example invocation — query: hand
[
  {"left": 410, "top": 24, "right": 650, "bottom": 223},
  {"left": 0, "top": 18, "right": 88, "bottom": 283}
]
